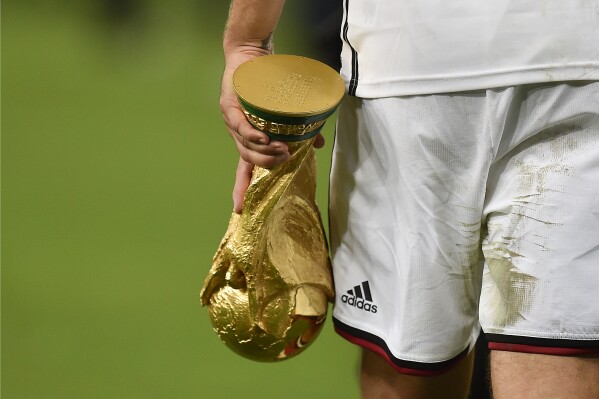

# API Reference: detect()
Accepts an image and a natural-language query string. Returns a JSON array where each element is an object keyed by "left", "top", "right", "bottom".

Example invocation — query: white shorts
[{"left": 329, "top": 81, "right": 599, "bottom": 375}]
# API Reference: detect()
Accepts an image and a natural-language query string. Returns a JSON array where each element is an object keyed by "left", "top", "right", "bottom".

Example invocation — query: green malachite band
[
  {"left": 239, "top": 98, "right": 338, "bottom": 125},
  {"left": 262, "top": 124, "right": 325, "bottom": 142}
]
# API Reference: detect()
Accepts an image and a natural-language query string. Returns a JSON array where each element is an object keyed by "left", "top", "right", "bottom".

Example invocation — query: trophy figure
[{"left": 200, "top": 55, "right": 345, "bottom": 361}]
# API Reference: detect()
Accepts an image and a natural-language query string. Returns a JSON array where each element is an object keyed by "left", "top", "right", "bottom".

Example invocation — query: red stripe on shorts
[
  {"left": 488, "top": 342, "right": 599, "bottom": 355},
  {"left": 486, "top": 333, "right": 599, "bottom": 355},
  {"left": 334, "top": 318, "right": 468, "bottom": 376}
]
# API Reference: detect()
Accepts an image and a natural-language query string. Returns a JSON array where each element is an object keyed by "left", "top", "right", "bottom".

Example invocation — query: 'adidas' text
[{"left": 341, "top": 281, "right": 377, "bottom": 313}]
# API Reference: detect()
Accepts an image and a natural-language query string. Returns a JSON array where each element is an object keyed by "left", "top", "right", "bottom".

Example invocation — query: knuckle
[
  {"left": 261, "top": 157, "right": 278, "bottom": 169},
  {"left": 240, "top": 154, "right": 253, "bottom": 165},
  {"left": 236, "top": 143, "right": 249, "bottom": 159}
]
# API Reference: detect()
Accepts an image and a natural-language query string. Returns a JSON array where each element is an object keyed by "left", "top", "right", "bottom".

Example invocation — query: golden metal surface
[
  {"left": 242, "top": 109, "right": 325, "bottom": 136},
  {"left": 233, "top": 54, "right": 345, "bottom": 117},
  {"left": 201, "top": 55, "right": 343, "bottom": 362},
  {"left": 200, "top": 139, "right": 334, "bottom": 362}
]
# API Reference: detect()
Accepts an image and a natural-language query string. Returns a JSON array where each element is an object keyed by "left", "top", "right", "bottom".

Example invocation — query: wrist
[
  {"left": 223, "top": 44, "right": 273, "bottom": 70},
  {"left": 224, "top": 35, "right": 274, "bottom": 57}
]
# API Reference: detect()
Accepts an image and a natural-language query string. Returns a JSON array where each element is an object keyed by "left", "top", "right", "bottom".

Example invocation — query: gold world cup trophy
[{"left": 200, "top": 55, "right": 345, "bottom": 362}]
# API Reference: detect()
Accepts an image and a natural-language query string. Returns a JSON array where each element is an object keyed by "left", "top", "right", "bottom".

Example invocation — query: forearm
[
  {"left": 224, "top": 0, "right": 286, "bottom": 55},
  {"left": 219, "top": 0, "right": 291, "bottom": 204}
]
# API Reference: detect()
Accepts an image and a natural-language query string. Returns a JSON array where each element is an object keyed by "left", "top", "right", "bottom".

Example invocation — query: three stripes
[{"left": 346, "top": 281, "right": 373, "bottom": 302}]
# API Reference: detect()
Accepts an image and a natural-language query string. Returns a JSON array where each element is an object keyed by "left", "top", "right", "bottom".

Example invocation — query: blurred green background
[{"left": 1, "top": 1, "right": 360, "bottom": 398}]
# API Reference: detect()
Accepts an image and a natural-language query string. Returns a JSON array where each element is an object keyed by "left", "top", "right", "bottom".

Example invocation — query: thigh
[
  {"left": 361, "top": 348, "right": 474, "bottom": 399},
  {"left": 491, "top": 351, "right": 599, "bottom": 399}
]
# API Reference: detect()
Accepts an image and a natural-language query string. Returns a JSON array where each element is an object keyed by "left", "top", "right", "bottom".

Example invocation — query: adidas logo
[{"left": 341, "top": 281, "right": 377, "bottom": 313}]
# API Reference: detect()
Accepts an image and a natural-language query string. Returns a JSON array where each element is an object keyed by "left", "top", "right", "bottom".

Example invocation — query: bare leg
[
  {"left": 491, "top": 351, "right": 599, "bottom": 399},
  {"left": 360, "top": 349, "right": 474, "bottom": 399}
]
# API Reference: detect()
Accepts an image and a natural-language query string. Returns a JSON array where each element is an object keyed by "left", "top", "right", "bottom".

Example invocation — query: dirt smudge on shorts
[{"left": 483, "top": 245, "right": 537, "bottom": 328}]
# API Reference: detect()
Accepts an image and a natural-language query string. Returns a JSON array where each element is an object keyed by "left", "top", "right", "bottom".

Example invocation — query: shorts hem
[
  {"left": 486, "top": 333, "right": 599, "bottom": 356},
  {"left": 333, "top": 317, "right": 469, "bottom": 376}
]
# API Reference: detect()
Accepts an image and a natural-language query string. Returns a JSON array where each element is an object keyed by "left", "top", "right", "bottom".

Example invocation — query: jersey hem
[{"left": 342, "top": 65, "right": 599, "bottom": 98}]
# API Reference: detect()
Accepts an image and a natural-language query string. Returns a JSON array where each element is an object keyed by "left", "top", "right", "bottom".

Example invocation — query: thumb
[{"left": 233, "top": 157, "right": 254, "bottom": 214}]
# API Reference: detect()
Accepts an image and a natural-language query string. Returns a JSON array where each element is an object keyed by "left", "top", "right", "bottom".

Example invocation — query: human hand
[
  {"left": 221, "top": 49, "right": 291, "bottom": 170},
  {"left": 232, "top": 134, "right": 325, "bottom": 214},
  {"left": 220, "top": 47, "right": 286, "bottom": 214},
  {"left": 221, "top": 48, "right": 326, "bottom": 213}
]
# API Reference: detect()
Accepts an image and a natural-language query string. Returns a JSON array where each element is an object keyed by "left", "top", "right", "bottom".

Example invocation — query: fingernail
[{"left": 277, "top": 153, "right": 290, "bottom": 162}]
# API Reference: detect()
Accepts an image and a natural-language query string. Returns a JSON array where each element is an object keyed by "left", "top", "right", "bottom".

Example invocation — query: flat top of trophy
[{"left": 233, "top": 55, "right": 345, "bottom": 118}]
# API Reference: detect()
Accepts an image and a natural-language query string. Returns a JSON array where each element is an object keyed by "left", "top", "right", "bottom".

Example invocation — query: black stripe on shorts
[
  {"left": 486, "top": 333, "right": 599, "bottom": 355},
  {"left": 333, "top": 317, "right": 469, "bottom": 376}
]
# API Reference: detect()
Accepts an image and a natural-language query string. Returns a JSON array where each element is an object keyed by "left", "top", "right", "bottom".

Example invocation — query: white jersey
[{"left": 340, "top": 0, "right": 599, "bottom": 97}]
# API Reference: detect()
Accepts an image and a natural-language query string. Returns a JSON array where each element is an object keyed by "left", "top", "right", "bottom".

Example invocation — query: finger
[
  {"left": 221, "top": 100, "right": 270, "bottom": 146},
  {"left": 233, "top": 137, "right": 290, "bottom": 168},
  {"left": 229, "top": 125, "right": 289, "bottom": 156},
  {"left": 233, "top": 158, "right": 254, "bottom": 214},
  {"left": 222, "top": 103, "right": 292, "bottom": 159},
  {"left": 222, "top": 102, "right": 290, "bottom": 166}
]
